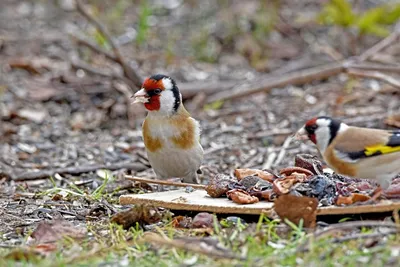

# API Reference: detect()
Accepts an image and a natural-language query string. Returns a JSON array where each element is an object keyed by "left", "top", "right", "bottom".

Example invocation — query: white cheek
[
  {"left": 315, "top": 126, "right": 330, "bottom": 153},
  {"left": 158, "top": 90, "right": 175, "bottom": 115},
  {"left": 162, "top": 77, "right": 173, "bottom": 90}
]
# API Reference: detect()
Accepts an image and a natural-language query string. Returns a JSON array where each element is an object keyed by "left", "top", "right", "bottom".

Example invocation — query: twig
[
  {"left": 297, "top": 220, "right": 400, "bottom": 252},
  {"left": 357, "top": 22, "right": 400, "bottom": 62},
  {"left": 347, "top": 69, "right": 400, "bottom": 89},
  {"left": 262, "top": 151, "right": 277, "bottom": 170},
  {"left": 347, "top": 63, "right": 400, "bottom": 74},
  {"left": 125, "top": 175, "right": 207, "bottom": 190},
  {"left": 76, "top": 0, "right": 142, "bottom": 88},
  {"left": 71, "top": 58, "right": 122, "bottom": 78},
  {"left": 70, "top": 33, "right": 118, "bottom": 62},
  {"left": 141, "top": 233, "right": 245, "bottom": 260},
  {"left": 273, "top": 136, "right": 294, "bottom": 167},
  {"left": 207, "top": 61, "right": 345, "bottom": 103},
  {"left": 179, "top": 80, "right": 238, "bottom": 99},
  {"left": 247, "top": 128, "right": 294, "bottom": 140},
  {"left": 13, "top": 162, "right": 147, "bottom": 181},
  {"left": 332, "top": 230, "right": 398, "bottom": 244}
]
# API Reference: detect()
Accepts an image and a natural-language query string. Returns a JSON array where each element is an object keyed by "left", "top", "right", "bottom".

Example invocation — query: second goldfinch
[
  {"left": 295, "top": 116, "right": 400, "bottom": 192},
  {"left": 133, "top": 74, "right": 203, "bottom": 184}
]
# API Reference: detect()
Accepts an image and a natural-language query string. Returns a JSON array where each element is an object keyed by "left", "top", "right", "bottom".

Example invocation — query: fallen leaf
[
  {"left": 141, "top": 233, "right": 243, "bottom": 260},
  {"left": 4, "top": 249, "right": 41, "bottom": 262},
  {"left": 29, "top": 220, "right": 86, "bottom": 244},
  {"left": 172, "top": 216, "right": 192, "bottom": 228},
  {"left": 111, "top": 204, "right": 167, "bottom": 229},
  {"left": 274, "top": 194, "right": 318, "bottom": 228}
]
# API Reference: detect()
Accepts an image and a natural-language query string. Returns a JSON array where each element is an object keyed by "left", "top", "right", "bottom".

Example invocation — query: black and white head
[
  {"left": 295, "top": 116, "right": 348, "bottom": 153},
  {"left": 133, "top": 74, "right": 182, "bottom": 116}
]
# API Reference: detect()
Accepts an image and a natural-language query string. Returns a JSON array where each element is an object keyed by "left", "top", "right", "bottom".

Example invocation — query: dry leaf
[
  {"left": 172, "top": 216, "right": 192, "bottom": 228},
  {"left": 29, "top": 220, "right": 86, "bottom": 244},
  {"left": 111, "top": 204, "right": 166, "bottom": 229},
  {"left": 274, "top": 194, "right": 318, "bottom": 228},
  {"left": 142, "top": 233, "right": 242, "bottom": 260}
]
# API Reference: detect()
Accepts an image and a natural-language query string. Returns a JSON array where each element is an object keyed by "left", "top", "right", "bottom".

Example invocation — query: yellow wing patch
[{"left": 364, "top": 144, "right": 400, "bottom": 156}]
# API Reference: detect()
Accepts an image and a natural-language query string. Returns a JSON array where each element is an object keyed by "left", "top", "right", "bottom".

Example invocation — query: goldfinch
[
  {"left": 295, "top": 116, "right": 400, "bottom": 193},
  {"left": 132, "top": 74, "right": 203, "bottom": 184}
]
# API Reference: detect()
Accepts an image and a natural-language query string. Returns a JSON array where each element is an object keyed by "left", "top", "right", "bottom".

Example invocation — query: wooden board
[{"left": 120, "top": 189, "right": 400, "bottom": 216}]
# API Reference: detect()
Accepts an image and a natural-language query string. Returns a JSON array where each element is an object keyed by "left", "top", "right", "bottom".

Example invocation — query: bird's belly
[
  {"left": 355, "top": 152, "right": 400, "bottom": 179},
  {"left": 146, "top": 144, "right": 203, "bottom": 179}
]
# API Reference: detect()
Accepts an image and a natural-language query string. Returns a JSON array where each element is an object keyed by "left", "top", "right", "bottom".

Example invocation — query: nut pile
[{"left": 205, "top": 154, "right": 382, "bottom": 206}]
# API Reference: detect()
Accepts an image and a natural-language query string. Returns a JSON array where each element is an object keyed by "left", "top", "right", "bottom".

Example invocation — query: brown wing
[
  {"left": 331, "top": 126, "right": 397, "bottom": 162},
  {"left": 332, "top": 127, "right": 391, "bottom": 152}
]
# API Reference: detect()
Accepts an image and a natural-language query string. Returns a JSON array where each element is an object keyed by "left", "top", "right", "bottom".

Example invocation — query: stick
[
  {"left": 272, "top": 136, "right": 294, "bottom": 167},
  {"left": 357, "top": 22, "right": 400, "bottom": 62},
  {"left": 332, "top": 230, "right": 398, "bottom": 244},
  {"left": 12, "top": 162, "right": 147, "bottom": 181},
  {"left": 206, "top": 61, "right": 345, "bottom": 103},
  {"left": 141, "top": 233, "right": 244, "bottom": 260},
  {"left": 71, "top": 58, "right": 122, "bottom": 78},
  {"left": 297, "top": 220, "right": 400, "bottom": 252},
  {"left": 70, "top": 34, "right": 118, "bottom": 62},
  {"left": 347, "top": 69, "right": 400, "bottom": 89},
  {"left": 75, "top": 0, "right": 142, "bottom": 88},
  {"left": 347, "top": 63, "right": 400, "bottom": 74},
  {"left": 125, "top": 175, "right": 207, "bottom": 189}
]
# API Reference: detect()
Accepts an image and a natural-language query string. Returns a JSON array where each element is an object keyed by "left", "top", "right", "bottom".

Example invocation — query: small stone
[{"left": 192, "top": 212, "right": 214, "bottom": 228}]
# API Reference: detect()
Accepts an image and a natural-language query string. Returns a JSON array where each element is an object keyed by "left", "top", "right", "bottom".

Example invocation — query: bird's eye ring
[{"left": 154, "top": 89, "right": 162, "bottom": 94}]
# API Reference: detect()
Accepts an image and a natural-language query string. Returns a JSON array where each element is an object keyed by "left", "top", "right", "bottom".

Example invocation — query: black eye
[
  {"left": 305, "top": 124, "right": 318, "bottom": 133},
  {"left": 154, "top": 89, "right": 162, "bottom": 94}
]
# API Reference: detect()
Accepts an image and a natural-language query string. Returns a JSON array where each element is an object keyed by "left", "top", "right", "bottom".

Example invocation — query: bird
[
  {"left": 295, "top": 116, "right": 400, "bottom": 198},
  {"left": 132, "top": 74, "right": 204, "bottom": 186}
]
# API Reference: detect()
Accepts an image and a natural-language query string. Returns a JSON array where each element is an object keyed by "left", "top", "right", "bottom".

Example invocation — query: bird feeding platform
[{"left": 120, "top": 189, "right": 400, "bottom": 216}]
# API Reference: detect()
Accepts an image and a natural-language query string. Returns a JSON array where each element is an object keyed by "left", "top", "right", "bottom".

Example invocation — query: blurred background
[{"left": 0, "top": 0, "right": 399, "bottom": 183}]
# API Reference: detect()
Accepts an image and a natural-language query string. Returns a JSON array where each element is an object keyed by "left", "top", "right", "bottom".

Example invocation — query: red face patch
[
  {"left": 144, "top": 95, "right": 161, "bottom": 111},
  {"left": 142, "top": 78, "right": 165, "bottom": 92},
  {"left": 308, "top": 133, "right": 317, "bottom": 144},
  {"left": 142, "top": 77, "right": 165, "bottom": 111},
  {"left": 305, "top": 117, "right": 318, "bottom": 127},
  {"left": 304, "top": 117, "right": 318, "bottom": 144}
]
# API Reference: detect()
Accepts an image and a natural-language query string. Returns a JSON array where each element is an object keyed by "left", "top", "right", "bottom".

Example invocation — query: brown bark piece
[{"left": 274, "top": 194, "right": 318, "bottom": 228}]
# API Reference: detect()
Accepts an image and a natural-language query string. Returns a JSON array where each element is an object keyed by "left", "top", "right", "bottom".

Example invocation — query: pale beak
[
  {"left": 294, "top": 127, "right": 309, "bottom": 141},
  {"left": 132, "top": 88, "right": 149, "bottom": 104}
]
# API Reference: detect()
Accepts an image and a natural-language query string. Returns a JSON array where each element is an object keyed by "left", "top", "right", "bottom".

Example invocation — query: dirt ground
[{"left": 0, "top": 0, "right": 399, "bottom": 263}]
